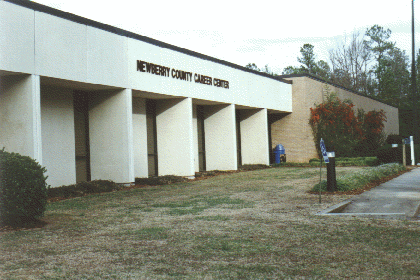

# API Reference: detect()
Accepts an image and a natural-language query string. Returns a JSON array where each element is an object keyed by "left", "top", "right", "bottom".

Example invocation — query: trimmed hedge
[
  {"left": 376, "top": 144, "right": 420, "bottom": 164},
  {"left": 308, "top": 157, "right": 379, "bottom": 166},
  {"left": 0, "top": 149, "right": 49, "bottom": 226},
  {"left": 385, "top": 134, "right": 404, "bottom": 145}
]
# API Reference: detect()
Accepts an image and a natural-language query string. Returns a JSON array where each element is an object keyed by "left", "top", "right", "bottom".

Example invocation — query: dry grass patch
[{"left": 1, "top": 167, "right": 420, "bottom": 279}]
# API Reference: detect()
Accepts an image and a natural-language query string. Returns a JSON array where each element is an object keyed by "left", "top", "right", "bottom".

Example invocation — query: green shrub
[
  {"left": 376, "top": 144, "right": 401, "bottom": 163},
  {"left": 0, "top": 149, "right": 49, "bottom": 226},
  {"left": 48, "top": 180, "right": 122, "bottom": 199},
  {"left": 273, "top": 162, "right": 311, "bottom": 167},
  {"left": 406, "top": 144, "right": 420, "bottom": 164},
  {"left": 414, "top": 144, "right": 420, "bottom": 164},
  {"left": 307, "top": 157, "right": 379, "bottom": 166},
  {"left": 364, "top": 157, "right": 380, "bottom": 166},
  {"left": 312, "top": 163, "right": 405, "bottom": 192},
  {"left": 376, "top": 144, "right": 420, "bottom": 164},
  {"left": 385, "top": 134, "right": 404, "bottom": 145}
]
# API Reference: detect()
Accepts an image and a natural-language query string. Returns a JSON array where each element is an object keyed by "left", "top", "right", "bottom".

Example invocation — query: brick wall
[{"left": 271, "top": 76, "right": 399, "bottom": 162}]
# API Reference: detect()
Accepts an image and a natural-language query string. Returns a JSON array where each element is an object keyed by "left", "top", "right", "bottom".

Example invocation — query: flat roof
[{"left": 5, "top": 0, "right": 292, "bottom": 85}]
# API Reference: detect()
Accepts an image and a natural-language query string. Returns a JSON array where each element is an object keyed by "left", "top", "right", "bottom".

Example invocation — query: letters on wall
[{"left": 136, "top": 60, "right": 229, "bottom": 89}]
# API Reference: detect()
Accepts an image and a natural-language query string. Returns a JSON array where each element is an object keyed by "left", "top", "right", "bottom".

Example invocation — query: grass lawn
[{"left": 1, "top": 167, "right": 420, "bottom": 279}]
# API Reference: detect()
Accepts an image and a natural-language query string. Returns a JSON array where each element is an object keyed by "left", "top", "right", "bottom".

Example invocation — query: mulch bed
[{"left": 134, "top": 165, "right": 270, "bottom": 185}]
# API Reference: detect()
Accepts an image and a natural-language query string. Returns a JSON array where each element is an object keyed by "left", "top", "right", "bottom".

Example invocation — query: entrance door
[
  {"left": 146, "top": 100, "right": 158, "bottom": 177},
  {"left": 74, "top": 92, "right": 91, "bottom": 182},
  {"left": 236, "top": 110, "right": 242, "bottom": 167},
  {"left": 197, "top": 105, "right": 206, "bottom": 171}
]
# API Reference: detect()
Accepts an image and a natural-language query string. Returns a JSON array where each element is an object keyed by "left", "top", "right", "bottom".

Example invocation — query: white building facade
[{"left": 0, "top": 0, "right": 292, "bottom": 187}]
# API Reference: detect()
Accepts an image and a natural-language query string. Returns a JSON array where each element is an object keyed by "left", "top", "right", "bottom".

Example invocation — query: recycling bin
[{"left": 273, "top": 144, "right": 286, "bottom": 164}]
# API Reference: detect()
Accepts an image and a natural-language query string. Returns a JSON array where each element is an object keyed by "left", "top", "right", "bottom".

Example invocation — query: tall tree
[
  {"left": 364, "top": 25, "right": 396, "bottom": 97},
  {"left": 297, "top": 44, "right": 317, "bottom": 73},
  {"left": 262, "top": 64, "right": 275, "bottom": 75},
  {"left": 329, "top": 32, "right": 372, "bottom": 94},
  {"left": 245, "top": 63, "right": 276, "bottom": 76},
  {"left": 315, "top": 60, "right": 331, "bottom": 81},
  {"left": 364, "top": 25, "right": 395, "bottom": 62},
  {"left": 375, "top": 47, "right": 410, "bottom": 107},
  {"left": 282, "top": 44, "right": 331, "bottom": 80},
  {"left": 282, "top": 65, "right": 302, "bottom": 75},
  {"left": 245, "top": 63, "right": 260, "bottom": 71}
]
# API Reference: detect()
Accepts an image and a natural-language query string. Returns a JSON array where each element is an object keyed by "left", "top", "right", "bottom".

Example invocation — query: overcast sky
[{"left": 33, "top": 0, "right": 420, "bottom": 74}]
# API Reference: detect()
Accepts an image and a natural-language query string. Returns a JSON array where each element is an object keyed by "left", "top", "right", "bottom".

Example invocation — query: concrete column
[
  {"left": 89, "top": 89, "right": 134, "bottom": 183},
  {"left": 204, "top": 104, "right": 237, "bottom": 171},
  {"left": 156, "top": 98, "right": 195, "bottom": 177},
  {"left": 41, "top": 86, "right": 76, "bottom": 187},
  {"left": 132, "top": 97, "right": 148, "bottom": 178},
  {"left": 238, "top": 108, "right": 269, "bottom": 165},
  {"left": 0, "top": 74, "right": 42, "bottom": 163}
]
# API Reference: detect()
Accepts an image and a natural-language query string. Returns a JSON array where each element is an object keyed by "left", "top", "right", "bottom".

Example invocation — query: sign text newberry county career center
[{"left": 137, "top": 60, "right": 230, "bottom": 89}]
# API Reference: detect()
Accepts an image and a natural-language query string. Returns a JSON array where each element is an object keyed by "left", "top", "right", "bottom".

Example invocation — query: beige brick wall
[{"left": 271, "top": 76, "right": 399, "bottom": 162}]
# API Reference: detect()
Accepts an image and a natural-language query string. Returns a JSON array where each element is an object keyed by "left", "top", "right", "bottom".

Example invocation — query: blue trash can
[{"left": 273, "top": 144, "right": 286, "bottom": 164}]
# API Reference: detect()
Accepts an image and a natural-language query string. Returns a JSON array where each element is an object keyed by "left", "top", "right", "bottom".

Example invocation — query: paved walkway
[{"left": 341, "top": 167, "right": 420, "bottom": 219}]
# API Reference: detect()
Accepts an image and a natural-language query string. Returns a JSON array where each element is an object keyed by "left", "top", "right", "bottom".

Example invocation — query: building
[
  {"left": 0, "top": 0, "right": 398, "bottom": 187},
  {"left": 0, "top": 0, "right": 293, "bottom": 187},
  {"left": 271, "top": 74, "right": 399, "bottom": 162}
]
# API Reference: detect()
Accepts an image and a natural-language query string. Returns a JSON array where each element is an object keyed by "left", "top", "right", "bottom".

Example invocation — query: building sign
[{"left": 136, "top": 60, "right": 229, "bottom": 89}]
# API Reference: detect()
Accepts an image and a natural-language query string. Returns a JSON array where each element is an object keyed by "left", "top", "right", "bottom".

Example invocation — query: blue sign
[
  {"left": 320, "top": 139, "right": 329, "bottom": 164},
  {"left": 405, "top": 138, "right": 410, "bottom": 145}
]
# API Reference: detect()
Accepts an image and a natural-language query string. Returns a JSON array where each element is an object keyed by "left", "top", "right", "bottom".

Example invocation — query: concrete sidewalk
[{"left": 340, "top": 167, "right": 420, "bottom": 219}]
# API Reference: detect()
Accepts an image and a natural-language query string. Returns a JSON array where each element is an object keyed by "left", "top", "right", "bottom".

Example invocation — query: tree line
[{"left": 246, "top": 25, "right": 419, "bottom": 138}]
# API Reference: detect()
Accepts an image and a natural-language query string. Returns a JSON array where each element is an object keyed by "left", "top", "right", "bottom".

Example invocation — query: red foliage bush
[{"left": 309, "top": 91, "right": 386, "bottom": 157}]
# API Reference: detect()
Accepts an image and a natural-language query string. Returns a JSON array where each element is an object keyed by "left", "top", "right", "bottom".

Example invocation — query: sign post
[
  {"left": 318, "top": 139, "right": 329, "bottom": 204},
  {"left": 326, "top": 152, "right": 337, "bottom": 191}
]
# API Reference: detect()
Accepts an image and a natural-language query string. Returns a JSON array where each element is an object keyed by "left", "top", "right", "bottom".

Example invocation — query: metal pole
[
  {"left": 403, "top": 139, "right": 407, "bottom": 167},
  {"left": 411, "top": 136, "right": 415, "bottom": 165},
  {"left": 412, "top": 0, "right": 419, "bottom": 143},
  {"left": 319, "top": 156, "right": 322, "bottom": 204}
]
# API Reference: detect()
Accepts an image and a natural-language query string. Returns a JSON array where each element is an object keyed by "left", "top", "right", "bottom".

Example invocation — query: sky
[{"left": 32, "top": 0, "right": 420, "bottom": 75}]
